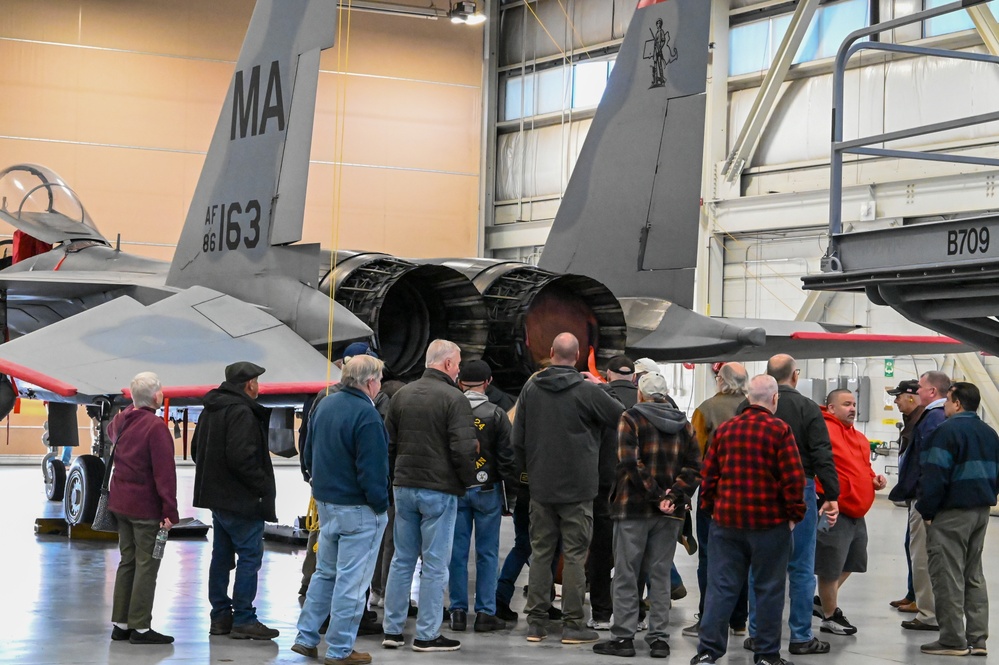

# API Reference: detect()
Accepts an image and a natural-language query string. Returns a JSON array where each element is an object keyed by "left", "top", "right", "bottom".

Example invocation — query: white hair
[
  {"left": 425, "top": 339, "right": 460, "bottom": 368},
  {"left": 747, "top": 374, "right": 778, "bottom": 406},
  {"left": 342, "top": 355, "right": 384, "bottom": 388},
  {"left": 131, "top": 372, "right": 162, "bottom": 409}
]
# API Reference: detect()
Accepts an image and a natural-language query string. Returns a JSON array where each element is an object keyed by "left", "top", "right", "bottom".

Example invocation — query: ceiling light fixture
[{"left": 449, "top": 1, "right": 486, "bottom": 25}]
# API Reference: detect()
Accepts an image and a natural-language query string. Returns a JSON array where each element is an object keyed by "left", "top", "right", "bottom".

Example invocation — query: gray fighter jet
[
  {"left": 0, "top": 0, "right": 968, "bottom": 399},
  {"left": 0, "top": 0, "right": 968, "bottom": 522}
]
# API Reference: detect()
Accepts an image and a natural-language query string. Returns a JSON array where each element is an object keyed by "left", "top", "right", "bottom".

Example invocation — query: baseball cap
[
  {"left": 342, "top": 341, "right": 379, "bottom": 360},
  {"left": 458, "top": 359, "right": 492, "bottom": 383},
  {"left": 638, "top": 372, "right": 669, "bottom": 399},
  {"left": 887, "top": 379, "right": 919, "bottom": 396},
  {"left": 225, "top": 361, "right": 265, "bottom": 384},
  {"left": 634, "top": 357, "right": 659, "bottom": 375},
  {"left": 607, "top": 355, "right": 635, "bottom": 375}
]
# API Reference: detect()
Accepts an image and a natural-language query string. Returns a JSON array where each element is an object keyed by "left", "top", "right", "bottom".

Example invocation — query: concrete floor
[{"left": 1, "top": 462, "right": 995, "bottom": 664}]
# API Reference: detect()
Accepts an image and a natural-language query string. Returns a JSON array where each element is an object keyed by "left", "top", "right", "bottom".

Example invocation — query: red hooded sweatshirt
[{"left": 816, "top": 407, "right": 875, "bottom": 519}]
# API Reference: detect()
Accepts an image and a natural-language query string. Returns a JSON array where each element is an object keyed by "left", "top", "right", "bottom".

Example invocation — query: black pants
[{"left": 586, "top": 492, "right": 613, "bottom": 621}]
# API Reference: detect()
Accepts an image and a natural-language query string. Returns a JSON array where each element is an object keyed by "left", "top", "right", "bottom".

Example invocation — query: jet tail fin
[
  {"left": 537, "top": 0, "right": 710, "bottom": 309},
  {"left": 166, "top": 0, "right": 337, "bottom": 290}
]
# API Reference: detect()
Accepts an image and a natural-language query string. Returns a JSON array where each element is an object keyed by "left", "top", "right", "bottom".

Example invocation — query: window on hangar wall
[{"left": 502, "top": 57, "right": 615, "bottom": 121}]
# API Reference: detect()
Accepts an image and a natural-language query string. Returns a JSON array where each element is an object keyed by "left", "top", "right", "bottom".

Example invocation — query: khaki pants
[
  {"left": 525, "top": 500, "right": 593, "bottom": 631},
  {"left": 112, "top": 515, "right": 162, "bottom": 630},
  {"left": 908, "top": 503, "right": 937, "bottom": 625}
]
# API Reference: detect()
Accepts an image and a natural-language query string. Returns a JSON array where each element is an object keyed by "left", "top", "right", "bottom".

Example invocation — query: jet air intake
[
  {"left": 319, "top": 252, "right": 488, "bottom": 379},
  {"left": 434, "top": 259, "right": 627, "bottom": 392}
]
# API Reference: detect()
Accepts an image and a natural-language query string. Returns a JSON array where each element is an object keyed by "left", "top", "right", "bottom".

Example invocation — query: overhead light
[{"left": 449, "top": 1, "right": 486, "bottom": 25}]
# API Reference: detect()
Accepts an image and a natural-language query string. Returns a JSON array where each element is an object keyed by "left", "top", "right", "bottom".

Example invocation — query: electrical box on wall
[{"left": 796, "top": 378, "right": 827, "bottom": 406}]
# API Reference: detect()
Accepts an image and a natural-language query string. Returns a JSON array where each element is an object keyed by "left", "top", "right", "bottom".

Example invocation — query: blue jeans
[
  {"left": 449, "top": 485, "right": 502, "bottom": 614},
  {"left": 383, "top": 487, "right": 458, "bottom": 641},
  {"left": 699, "top": 522, "right": 791, "bottom": 662},
  {"left": 296, "top": 503, "right": 388, "bottom": 656},
  {"left": 696, "top": 503, "right": 749, "bottom": 625},
  {"left": 748, "top": 478, "right": 817, "bottom": 644},
  {"left": 209, "top": 509, "right": 265, "bottom": 626},
  {"left": 496, "top": 490, "right": 531, "bottom": 605}
]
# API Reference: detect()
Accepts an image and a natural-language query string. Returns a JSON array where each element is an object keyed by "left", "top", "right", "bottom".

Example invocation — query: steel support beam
[
  {"left": 795, "top": 290, "right": 835, "bottom": 323},
  {"left": 955, "top": 353, "right": 999, "bottom": 429},
  {"left": 968, "top": 4, "right": 999, "bottom": 56},
  {"left": 720, "top": 0, "right": 821, "bottom": 184}
]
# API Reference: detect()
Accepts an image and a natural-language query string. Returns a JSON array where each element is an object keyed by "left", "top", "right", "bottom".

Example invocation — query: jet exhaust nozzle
[{"left": 319, "top": 252, "right": 488, "bottom": 379}]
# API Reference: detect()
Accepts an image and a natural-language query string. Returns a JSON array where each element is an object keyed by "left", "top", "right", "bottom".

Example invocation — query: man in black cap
[
  {"left": 447, "top": 359, "right": 517, "bottom": 632},
  {"left": 193, "top": 361, "right": 280, "bottom": 641},
  {"left": 886, "top": 379, "right": 922, "bottom": 613}
]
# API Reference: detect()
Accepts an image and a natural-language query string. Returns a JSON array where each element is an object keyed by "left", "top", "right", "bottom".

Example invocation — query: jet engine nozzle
[{"left": 319, "top": 252, "right": 488, "bottom": 379}]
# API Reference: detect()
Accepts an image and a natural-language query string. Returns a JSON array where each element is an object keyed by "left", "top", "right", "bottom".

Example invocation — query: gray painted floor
[{"left": 1, "top": 463, "right": 994, "bottom": 664}]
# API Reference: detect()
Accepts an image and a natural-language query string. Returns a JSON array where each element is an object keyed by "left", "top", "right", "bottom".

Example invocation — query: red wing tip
[
  {"left": 123, "top": 382, "right": 338, "bottom": 400},
  {"left": 790, "top": 332, "right": 964, "bottom": 344},
  {"left": 0, "top": 359, "right": 78, "bottom": 397}
]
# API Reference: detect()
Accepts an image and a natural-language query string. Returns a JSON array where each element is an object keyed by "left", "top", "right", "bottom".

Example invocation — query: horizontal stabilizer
[
  {"left": 622, "top": 298, "right": 971, "bottom": 362},
  {"left": 0, "top": 286, "right": 337, "bottom": 401}
]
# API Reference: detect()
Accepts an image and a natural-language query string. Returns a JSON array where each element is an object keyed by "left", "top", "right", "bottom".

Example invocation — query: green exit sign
[{"left": 885, "top": 359, "right": 895, "bottom": 378}]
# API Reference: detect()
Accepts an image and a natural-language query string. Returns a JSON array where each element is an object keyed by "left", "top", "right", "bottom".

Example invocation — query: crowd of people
[{"left": 102, "top": 336, "right": 999, "bottom": 665}]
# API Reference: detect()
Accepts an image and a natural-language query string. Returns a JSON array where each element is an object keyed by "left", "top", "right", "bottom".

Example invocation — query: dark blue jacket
[
  {"left": 889, "top": 402, "right": 947, "bottom": 502},
  {"left": 916, "top": 411, "right": 999, "bottom": 520},
  {"left": 303, "top": 386, "right": 390, "bottom": 514}
]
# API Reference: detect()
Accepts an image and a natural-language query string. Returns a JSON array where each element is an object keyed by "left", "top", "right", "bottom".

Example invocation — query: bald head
[
  {"left": 767, "top": 354, "right": 797, "bottom": 385},
  {"left": 748, "top": 374, "right": 780, "bottom": 413},
  {"left": 550, "top": 332, "right": 580, "bottom": 367}
]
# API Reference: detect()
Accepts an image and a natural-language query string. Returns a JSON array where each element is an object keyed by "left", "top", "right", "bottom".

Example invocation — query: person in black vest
[{"left": 447, "top": 360, "right": 518, "bottom": 632}]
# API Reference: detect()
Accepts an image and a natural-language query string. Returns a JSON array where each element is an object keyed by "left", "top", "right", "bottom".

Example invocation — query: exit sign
[{"left": 885, "top": 359, "right": 895, "bottom": 378}]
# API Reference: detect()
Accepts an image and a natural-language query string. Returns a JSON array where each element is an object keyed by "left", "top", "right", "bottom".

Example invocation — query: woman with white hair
[{"left": 107, "top": 371, "right": 179, "bottom": 645}]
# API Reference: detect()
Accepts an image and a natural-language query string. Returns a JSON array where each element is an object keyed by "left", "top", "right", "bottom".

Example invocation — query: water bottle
[{"left": 152, "top": 527, "right": 169, "bottom": 559}]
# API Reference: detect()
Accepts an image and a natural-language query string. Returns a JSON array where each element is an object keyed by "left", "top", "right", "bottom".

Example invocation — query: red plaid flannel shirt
[{"left": 699, "top": 404, "right": 806, "bottom": 529}]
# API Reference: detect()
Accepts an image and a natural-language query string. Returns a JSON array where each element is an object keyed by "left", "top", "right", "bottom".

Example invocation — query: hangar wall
[
  {"left": 486, "top": 0, "right": 999, "bottom": 453},
  {"left": 0, "top": 0, "right": 486, "bottom": 455}
]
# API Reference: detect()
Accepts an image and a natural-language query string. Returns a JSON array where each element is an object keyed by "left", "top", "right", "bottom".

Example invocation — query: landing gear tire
[
  {"left": 64, "top": 455, "right": 104, "bottom": 525},
  {"left": 43, "top": 455, "right": 66, "bottom": 502}
]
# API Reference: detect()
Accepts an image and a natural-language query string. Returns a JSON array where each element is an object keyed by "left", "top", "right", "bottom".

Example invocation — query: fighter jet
[{"left": 0, "top": 0, "right": 967, "bottom": 523}]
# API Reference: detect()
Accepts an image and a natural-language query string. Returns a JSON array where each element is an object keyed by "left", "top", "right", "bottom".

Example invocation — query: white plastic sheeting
[
  {"left": 732, "top": 45, "right": 999, "bottom": 169},
  {"left": 495, "top": 119, "right": 592, "bottom": 204}
]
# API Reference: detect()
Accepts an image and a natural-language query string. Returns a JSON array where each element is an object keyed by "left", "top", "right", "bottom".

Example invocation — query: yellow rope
[
  {"left": 306, "top": 496, "right": 320, "bottom": 533},
  {"left": 524, "top": 1, "right": 569, "bottom": 63},
  {"left": 325, "top": 0, "right": 355, "bottom": 381}
]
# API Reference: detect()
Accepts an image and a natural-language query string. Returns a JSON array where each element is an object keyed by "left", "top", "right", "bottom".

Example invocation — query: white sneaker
[
  {"left": 370, "top": 593, "right": 385, "bottom": 608},
  {"left": 586, "top": 617, "right": 612, "bottom": 630},
  {"left": 637, "top": 619, "right": 648, "bottom": 632}
]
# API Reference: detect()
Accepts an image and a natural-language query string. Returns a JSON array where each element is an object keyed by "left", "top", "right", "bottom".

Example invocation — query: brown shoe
[
  {"left": 889, "top": 597, "right": 913, "bottom": 608},
  {"left": 324, "top": 650, "right": 372, "bottom": 665},
  {"left": 902, "top": 618, "right": 940, "bottom": 631},
  {"left": 897, "top": 601, "right": 918, "bottom": 614}
]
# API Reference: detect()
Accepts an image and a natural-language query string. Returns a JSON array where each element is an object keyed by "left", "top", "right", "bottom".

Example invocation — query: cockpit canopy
[{"left": 0, "top": 164, "right": 107, "bottom": 244}]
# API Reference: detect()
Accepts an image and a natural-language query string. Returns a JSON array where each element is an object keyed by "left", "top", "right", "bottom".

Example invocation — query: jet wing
[
  {"left": 622, "top": 298, "right": 971, "bottom": 362},
  {"left": 0, "top": 286, "right": 342, "bottom": 402},
  {"left": 0, "top": 269, "right": 175, "bottom": 302}
]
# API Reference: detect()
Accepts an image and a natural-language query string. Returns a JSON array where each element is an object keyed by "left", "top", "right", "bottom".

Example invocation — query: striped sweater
[{"left": 916, "top": 411, "right": 999, "bottom": 521}]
